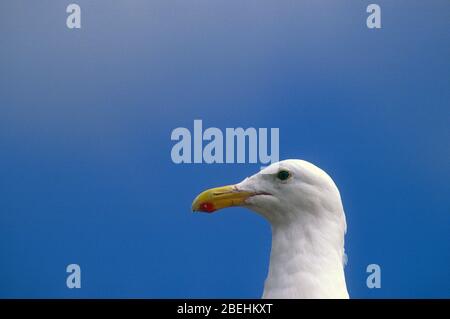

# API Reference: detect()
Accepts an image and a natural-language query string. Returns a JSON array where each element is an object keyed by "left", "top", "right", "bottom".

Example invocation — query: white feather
[{"left": 237, "top": 159, "right": 349, "bottom": 299}]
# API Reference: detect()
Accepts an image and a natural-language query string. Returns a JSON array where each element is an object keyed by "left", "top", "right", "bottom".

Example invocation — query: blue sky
[{"left": 0, "top": 1, "right": 449, "bottom": 298}]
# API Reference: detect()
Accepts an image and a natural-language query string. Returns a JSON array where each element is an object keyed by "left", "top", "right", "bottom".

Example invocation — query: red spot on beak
[{"left": 199, "top": 202, "right": 216, "bottom": 213}]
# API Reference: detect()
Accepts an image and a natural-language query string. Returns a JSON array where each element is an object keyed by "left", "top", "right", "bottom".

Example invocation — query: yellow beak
[{"left": 191, "top": 185, "right": 254, "bottom": 213}]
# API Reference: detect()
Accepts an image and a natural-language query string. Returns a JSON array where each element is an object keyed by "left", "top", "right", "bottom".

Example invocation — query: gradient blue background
[{"left": 1, "top": 1, "right": 449, "bottom": 298}]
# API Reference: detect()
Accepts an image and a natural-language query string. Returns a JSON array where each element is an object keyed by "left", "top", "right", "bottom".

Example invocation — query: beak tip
[{"left": 192, "top": 184, "right": 244, "bottom": 214}]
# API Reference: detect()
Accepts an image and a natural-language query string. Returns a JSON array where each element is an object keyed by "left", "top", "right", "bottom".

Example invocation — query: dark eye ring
[{"left": 277, "top": 170, "right": 291, "bottom": 181}]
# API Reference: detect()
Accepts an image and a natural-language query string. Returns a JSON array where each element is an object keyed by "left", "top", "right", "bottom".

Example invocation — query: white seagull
[{"left": 192, "top": 159, "right": 349, "bottom": 299}]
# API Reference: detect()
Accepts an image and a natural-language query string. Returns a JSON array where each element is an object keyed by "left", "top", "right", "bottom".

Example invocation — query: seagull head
[{"left": 192, "top": 159, "right": 344, "bottom": 225}]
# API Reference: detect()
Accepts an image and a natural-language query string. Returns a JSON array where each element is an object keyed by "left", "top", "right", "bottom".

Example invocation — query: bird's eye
[{"left": 277, "top": 170, "right": 291, "bottom": 181}]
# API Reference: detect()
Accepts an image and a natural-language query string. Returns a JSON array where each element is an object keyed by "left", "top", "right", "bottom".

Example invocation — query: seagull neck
[{"left": 263, "top": 214, "right": 348, "bottom": 299}]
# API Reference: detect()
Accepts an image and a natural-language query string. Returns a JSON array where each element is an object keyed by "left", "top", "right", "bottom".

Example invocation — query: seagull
[{"left": 192, "top": 159, "right": 349, "bottom": 299}]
